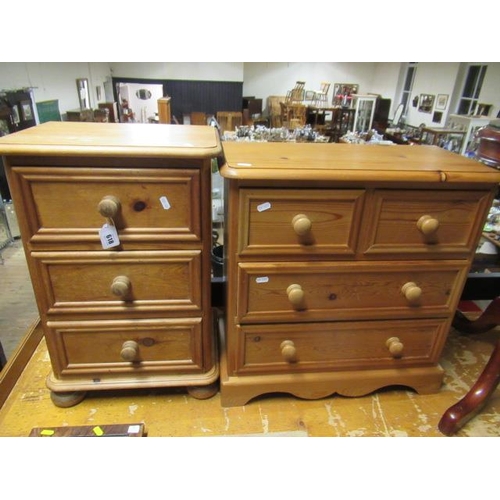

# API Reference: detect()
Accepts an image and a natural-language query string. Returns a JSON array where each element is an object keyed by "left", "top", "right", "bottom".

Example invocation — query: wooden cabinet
[
  {"left": 219, "top": 142, "right": 500, "bottom": 407},
  {"left": 0, "top": 122, "right": 222, "bottom": 407}
]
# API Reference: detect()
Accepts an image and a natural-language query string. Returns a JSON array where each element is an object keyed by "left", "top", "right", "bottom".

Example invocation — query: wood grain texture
[
  {"left": 0, "top": 123, "right": 220, "bottom": 403},
  {"left": 0, "top": 122, "right": 222, "bottom": 158},
  {"left": 220, "top": 142, "right": 500, "bottom": 406},
  {"left": 1, "top": 318, "right": 500, "bottom": 437},
  {"left": 220, "top": 142, "right": 500, "bottom": 183}
]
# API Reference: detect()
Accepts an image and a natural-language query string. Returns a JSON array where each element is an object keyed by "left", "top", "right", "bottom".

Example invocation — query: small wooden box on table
[
  {"left": 218, "top": 142, "right": 500, "bottom": 407},
  {"left": 0, "top": 122, "right": 222, "bottom": 407}
]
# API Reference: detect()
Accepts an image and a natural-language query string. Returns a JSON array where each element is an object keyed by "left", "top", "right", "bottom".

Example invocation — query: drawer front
[
  {"left": 32, "top": 250, "right": 202, "bottom": 317},
  {"left": 238, "top": 188, "right": 365, "bottom": 257},
  {"left": 46, "top": 318, "right": 204, "bottom": 376},
  {"left": 235, "top": 318, "right": 449, "bottom": 374},
  {"left": 359, "top": 189, "right": 493, "bottom": 258},
  {"left": 237, "top": 261, "right": 467, "bottom": 323},
  {"left": 11, "top": 167, "right": 201, "bottom": 249}
]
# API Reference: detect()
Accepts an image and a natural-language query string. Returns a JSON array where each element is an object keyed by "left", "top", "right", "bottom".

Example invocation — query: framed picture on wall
[
  {"left": 433, "top": 111, "right": 443, "bottom": 124},
  {"left": 436, "top": 94, "right": 448, "bottom": 110},
  {"left": 418, "top": 94, "right": 435, "bottom": 113}
]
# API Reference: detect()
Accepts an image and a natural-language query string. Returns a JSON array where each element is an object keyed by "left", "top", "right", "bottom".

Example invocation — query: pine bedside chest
[
  {"left": 0, "top": 122, "right": 222, "bottom": 407},
  {"left": 218, "top": 142, "right": 500, "bottom": 407}
]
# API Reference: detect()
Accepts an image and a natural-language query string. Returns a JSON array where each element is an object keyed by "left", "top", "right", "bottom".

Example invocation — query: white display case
[
  {"left": 446, "top": 114, "right": 491, "bottom": 156},
  {"left": 352, "top": 94, "right": 377, "bottom": 134}
]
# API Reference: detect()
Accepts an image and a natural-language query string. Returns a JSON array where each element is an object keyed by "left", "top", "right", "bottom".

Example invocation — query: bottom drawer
[
  {"left": 46, "top": 317, "right": 204, "bottom": 377},
  {"left": 234, "top": 318, "right": 450, "bottom": 375}
]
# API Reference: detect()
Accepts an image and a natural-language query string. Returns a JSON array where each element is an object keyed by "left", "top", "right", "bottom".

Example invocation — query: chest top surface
[
  {"left": 0, "top": 122, "right": 222, "bottom": 159},
  {"left": 220, "top": 142, "right": 500, "bottom": 185}
]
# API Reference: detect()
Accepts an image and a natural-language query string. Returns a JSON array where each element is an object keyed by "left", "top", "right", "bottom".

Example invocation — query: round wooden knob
[
  {"left": 292, "top": 214, "right": 312, "bottom": 236},
  {"left": 121, "top": 340, "right": 139, "bottom": 362},
  {"left": 386, "top": 337, "right": 404, "bottom": 358},
  {"left": 401, "top": 281, "right": 422, "bottom": 304},
  {"left": 417, "top": 215, "right": 439, "bottom": 236},
  {"left": 111, "top": 276, "right": 131, "bottom": 298},
  {"left": 98, "top": 195, "right": 121, "bottom": 218},
  {"left": 287, "top": 284, "right": 305, "bottom": 308},
  {"left": 280, "top": 340, "right": 297, "bottom": 362}
]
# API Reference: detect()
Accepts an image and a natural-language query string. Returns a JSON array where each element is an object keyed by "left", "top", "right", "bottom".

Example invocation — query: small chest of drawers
[
  {"left": 0, "top": 122, "right": 222, "bottom": 407},
  {"left": 219, "top": 142, "right": 500, "bottom": 407}
]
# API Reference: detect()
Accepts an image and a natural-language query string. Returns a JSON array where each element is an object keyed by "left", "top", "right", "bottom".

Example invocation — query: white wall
[
  {"left": 242, "top": 62, "right": 378, "bottom": 113},
  {"left": 0, "top": 62, "right": 111, "bottom": 117},
  {"left": 1, "top": 62, "right": 499, "bottom": 128},
  {"left": 109, "top": 62, "right": 244, "bottom": 82},
  {"left": 405, "top": 62, "right": 461, "bottom": 126},
  {"left": 369, "top": 62, "right": 402, "bottom": 117},
  {"left": 475, "top": 62, "right": 500, "bottom": 114}
]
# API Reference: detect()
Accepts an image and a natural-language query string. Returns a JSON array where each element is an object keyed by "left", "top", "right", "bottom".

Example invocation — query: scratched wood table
[{"left": 1, "top": 320, "right": 500, "bottom": 437}]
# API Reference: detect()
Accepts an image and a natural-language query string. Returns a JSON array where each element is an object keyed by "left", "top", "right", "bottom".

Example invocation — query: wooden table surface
[{"left": 1, "top": 319, "right": 499, "bottom": 438}]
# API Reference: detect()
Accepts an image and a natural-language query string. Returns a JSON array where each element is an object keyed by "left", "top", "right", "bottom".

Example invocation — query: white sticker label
[
  {"left": 128, "top": 425, "right": 141, "bottom": 434},
  {"left": 257, "top": 202, "right": 271, "bottom": 212},
  {"left": 99, "top": 223, "right": 120, "bottom": 249},
  {"left": 255, "top": 276, "right": 269, "bottom": 283},
  {"left": 159, "top": 196, "right": 171, "bottom": 210}
]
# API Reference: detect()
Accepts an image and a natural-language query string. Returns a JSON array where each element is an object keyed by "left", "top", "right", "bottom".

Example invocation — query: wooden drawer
[
  {"left": 32, "top": 250, "right": 201, "bottom": 317},
  {"left": 46, "top": 318, "right": 204, "bottom": 377},
  {"left": 10, "top": 166, "right": 201, "bottom": 250},
  {"left": 238, "top": 188, "right": 365, "bottom": 257},
  {"left": 234, "top": 318, "right": 448, "bottom": 374},
  {"left": 237, "top": 260, "right": 468, "bottom": 323},
  {"left": 359, "top": 189, "right": 493, "bottom": 259}
]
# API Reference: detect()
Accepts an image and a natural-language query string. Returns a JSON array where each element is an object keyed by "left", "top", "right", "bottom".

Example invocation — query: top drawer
[
  {"left": 359, "top": 189, "right": 493, "bottom": 259},
  {"left": 10, "top": 167, "right": 201, "bottom": 250},
  {"left": 238, "top": 188, "right": 365, "bottom": 258}
]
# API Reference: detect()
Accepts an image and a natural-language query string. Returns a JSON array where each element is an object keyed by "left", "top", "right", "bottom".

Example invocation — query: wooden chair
[
  {"left": 286, "top": 81, "right": 306, "bottom": 103},
  {"left": 314, "top": 82, "right": 330, "bottom": 108},
  {"left": 267, "top": 96, "right": 286, "bottom": 127},
  {"left": 439, "top": 298, "right": 500, "bottom": 435},
  {"left": 279, "top": 102, "right": 290, "bottom": 128},
  {"left": 280, "top": 101, "right": 306, "bottom": 130}
]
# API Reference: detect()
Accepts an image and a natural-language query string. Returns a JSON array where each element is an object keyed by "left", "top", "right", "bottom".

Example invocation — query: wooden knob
[
  {"left": 121, "top": 340, "right": 139, "bottom": 362},
  {"left": 287, "top": 284, "right": 305, "bottom": 308},
  {"left": 401, "top": 281, "right": 422, "bottom": 304},
  {"left": 386, "top": 337, "right": 404, "bottom": 358},
  {"left": 98, "top": 195, "right": 121, "bottom": 218},
  {"left": 292, "top": 214, "right": 312, "bottom": 236},
  {"left": 417, "top": 215, "right": 439, "bottom": 236},
  {"left": 111, "top": 276, "right": 131, "bottom": 298},
  {"left": 280, "top": 340, "right": 297, "bottom": 362}
]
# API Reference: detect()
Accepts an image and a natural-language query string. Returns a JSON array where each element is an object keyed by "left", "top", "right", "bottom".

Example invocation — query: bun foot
[
  {"left": 187, "top": 382, "right": 218, "bottom": 400},
  {"left": 50, "top": 390, "right": 87, "bottom": 408}
]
